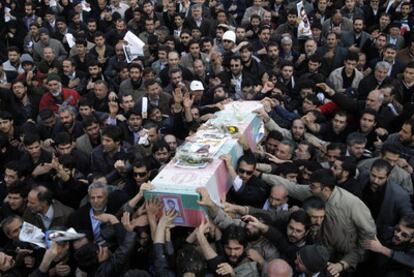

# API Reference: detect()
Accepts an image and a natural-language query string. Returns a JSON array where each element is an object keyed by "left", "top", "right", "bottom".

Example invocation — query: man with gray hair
[
  {"left": 67, "top": 182, "right": 128, "bottom": 242},
  {"left": 319, "top": 82, "right": 396, "bottom": 129},
  {"left": 358, "top": 61, "right": 392, "bottom": 100},
  {"left": 346, "top": 132, "right": 369, "bottom": 161},
  {"left": 53, "top": 105, "right": 84, "bottom": 139}
]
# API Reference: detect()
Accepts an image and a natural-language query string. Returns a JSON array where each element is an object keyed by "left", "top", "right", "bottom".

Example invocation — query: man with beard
[
  {"left": 385, "top": 118, "right": 414, "bottom": 168},
  {"left": 53, "top": 106, "right": 84, "bottom": 139},
  {"left": 358, "top": 143, "right": 413, "bottom": 195},
  {"left": 196, "top": 221, "right": 260, "bottom": 276},
  {"left": 369, "top": 44, "right": 404, "bottom": 78},
  {"left": 76, "top": 115, "right": 101, "bottom": 156},
  {"left": 54, "top": 132, "right": 90, "bottom": 177},
  {"left": 0, "top": 184, "right": 28, "bottom": 221},
  {"left": 39, "top": 74, "right": 80, "bottom": 113},
  {"left": 252, "top": 25, "right": 271, "bottom": 56},
  {"left": 84, "top": 60, "right": 115, "bottom": 96},
  {"left": 119, "top": 63, "right": 146, "bottom": 101},
  {"left": 257, "top": 109, "right": 325, "bottom": 148},
  {"left": 144, "top": 79, "right": 172, "bottom": 115},
  {"left": 240, "top": 43, "right": 268, "bottom": 83},
  {"left": 261, "top": 42, "right": 280, "bottom": 74},
  {"left": 331, "top": 156, "right": 360, "bottom": 197},
  {"left": 244, "top": 210, "right": 312, "bottom": 267},
  {"left": 23, "top": 185, "right": 73, "bottom": 231},
  {"left": 363, "top": 213, "right": 414, "bottom": 276},
  {"left": 304, "top": 111, "right": 351, "bottom": 143},
  {"left": 221, "top": 153, "right": 270, "bottom": 208},
  {"left": 60, "top": 58, "right": 87, "bottom": 93},
  {"left": 340, "top": 18, "right": 371, "bottom": 51},
  {"left": 355, "top": 159, "right": 413, "bottom": 239}
]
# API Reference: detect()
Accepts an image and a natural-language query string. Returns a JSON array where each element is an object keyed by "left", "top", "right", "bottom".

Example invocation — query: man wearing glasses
[
  {"left": 221, "top": 153, "right": 270, "bottom": 208},
  {"left": 363, "top": 213, "right": 414, "bottom": 276}
]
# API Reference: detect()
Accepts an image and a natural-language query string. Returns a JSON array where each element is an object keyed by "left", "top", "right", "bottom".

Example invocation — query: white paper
[
  {"left": 19, "top": 222, "right": 85, "bottom": 249},
  {"left": 19, "top": 222, "right": 46, "bottom": 248},
  {"left": 65, "top": 33, "right": 76, "bottom": 48},
  {"left": 4, "top": 7, "right": 11, "bottom": 23},
  {"left": 123, "top": 31, "right": 145, "bottom": 63},
  {"left": 49, "top": 0, "right": 57, "bottom": 7},
  {"left": 81, "top": 1, "right": 91, "bottom": 12},
  {"left": 297, "top": 2, "right": 312, "bottom": 38}
]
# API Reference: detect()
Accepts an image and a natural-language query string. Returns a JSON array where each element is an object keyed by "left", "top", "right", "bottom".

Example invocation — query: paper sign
[
  {"left": 297, "top": 1, "right": 312, "bottom": 38},
  {"left": 82, "top": 1, "right": 91, "bottom": 12},
  {"left": 65, "top": 33, "right": 76, "bottom": 48},
  {"left": 123, "top": 31, "right": 145, "bottom": 63},
  {"left": 4, "top": 7, "right": 11, "bottom": 22}
]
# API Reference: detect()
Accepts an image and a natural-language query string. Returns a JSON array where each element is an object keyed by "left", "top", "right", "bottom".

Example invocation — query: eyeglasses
[
  {"left": 134, "top": 171, "right": 147, "bottom": 177},
  {"left": 238, "top": 168, "right": 254, "bottom": 175},
  {"left": 395, "top": 226, "right": 413, "bottom": 239}
]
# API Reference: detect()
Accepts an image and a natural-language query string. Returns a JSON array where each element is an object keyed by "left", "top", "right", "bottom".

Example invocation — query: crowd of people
[{"left": 0, "top": 0, "right": 414, "bottom": 276}]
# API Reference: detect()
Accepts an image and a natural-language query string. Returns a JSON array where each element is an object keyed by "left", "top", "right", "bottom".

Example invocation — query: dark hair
[
  {"left": 267, "top": 130, "right": 284, "bottom": 142},
  {"left": 381, "top": 143, "right": 401, "bottom": 156},
  {"left": 310, "top": 169, "right": 336, "bottom": 190},
  {"left": 176, "top": 245, "right": 207, "bottom": 276},
  {"left": 75, "top": 39, "right": 87, "bottom": 47},
  {"left": 132, "top": 159, "right": 149, "bottom": 170},
  {"left": 59, "top": 154, "right": 76, "bottom": 170},
  {"left": 277, "top": 163, "right": 299, "bottom": 175},
  {"left": 54, "top": 132, "right": 73, "bottom": 146},
  {"left": 361, "top": 108, "right": 377, "bottom": 120},
  {"left": 336, "top": 156, "right": 357, "bottom": 178},
  {"left": 7, "top": 182, "right": 30, "bottom": 198},
  {"left": 302, "top": 160, "right": 323, "bottom": 172},
  {"left": 5, "top": 160, "right": 27, "bottom": 178},
  {"left": 102, "top": 125, "right": 123, "bottom": 142},
  {"left": 0, "top": 111, "right": 13, "bottom": 121},
  {"left": 401, "top": 213, "right": 414, "bottom": 229},
  {"left": 152, "top": 139, "right": 170, "bottom": 154},
  {"left": 23, "top": 133, "right": 41, "bottom": 146},
  {"left": 82, "top": 115, "right": 99, "bottom": 129},
  {"left": 144, "top": 78, "right": 159, "bottom": 88},
  {"left": 326, "top": 142, "right": 346, "bottom": 155},
  {"left": 308, "top": 54, "right": 322, "bottom": 64},
  {"left": 237, "top": 153, "right": 257, "bottom": 169},
  {"left": 345, "top": 52, "right": 359, "bottom": 62},
  {"left": 289, "top": 210, "right": 311, "bottom": 230},
  {"left": 222, "top": 225, "right": 248, "bottom": 248},
  {"left": 371, "top": 159, "right": 393, "bottom": 175},
  {"left": 303, "top": 196, "right": 326, "bottom": 211}
]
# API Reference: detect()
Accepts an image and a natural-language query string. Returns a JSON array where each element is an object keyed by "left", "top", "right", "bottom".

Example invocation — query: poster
[{"left": 297, "top": 1, "right": 312, "bottom": 38}]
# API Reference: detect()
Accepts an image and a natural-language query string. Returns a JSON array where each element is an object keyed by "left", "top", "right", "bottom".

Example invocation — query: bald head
[{"left": 268, "top": 259, "right": 293, "bottom": 277}]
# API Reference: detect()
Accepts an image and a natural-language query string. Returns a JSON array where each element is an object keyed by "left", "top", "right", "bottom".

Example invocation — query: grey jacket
[
  {"left": 33, "top": 38, "right": 68, "bottom": 62},
  {"left": 118, "top": 78, "right": 146, "bottom": 102},
  {"left": 76, "top": 133, "right": 94, "bottom": 156},
  {"left": 327, "top": 67, "right": 364, "bottom": 93},
  {"left": 261, "top": 173, "right": 377, "bottom": 269},
  {"left": 357, "top": 157, "right": 413, "bottom": 194}
]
